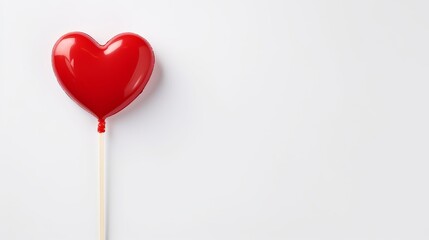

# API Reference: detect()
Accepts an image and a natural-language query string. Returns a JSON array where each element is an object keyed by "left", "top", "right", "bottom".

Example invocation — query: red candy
[{"left": 52, "top": 32, "right": 155, "bottom": 132}]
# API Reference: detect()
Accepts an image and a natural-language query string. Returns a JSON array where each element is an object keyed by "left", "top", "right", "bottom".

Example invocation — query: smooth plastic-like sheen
[{"left": 52, "top": 32, "right": 155, "bottom": 132}]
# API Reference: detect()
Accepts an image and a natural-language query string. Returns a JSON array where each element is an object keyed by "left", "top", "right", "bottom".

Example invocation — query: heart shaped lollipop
[{"left": 52, "top": 32, "right": 155, "bottom": 132}]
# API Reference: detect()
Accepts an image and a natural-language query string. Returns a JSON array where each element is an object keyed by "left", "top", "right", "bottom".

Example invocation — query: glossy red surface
[{"left": 52, "top": 32, "right": 155, "bottom": 132}]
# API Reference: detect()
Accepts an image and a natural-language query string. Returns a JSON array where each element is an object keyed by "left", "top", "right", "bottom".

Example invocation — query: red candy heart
[{"left": 52, "top": 32, "right": 155, "bottom": 132}]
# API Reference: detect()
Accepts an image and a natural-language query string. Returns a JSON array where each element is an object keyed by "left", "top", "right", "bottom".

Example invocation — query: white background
[{"left": 1, "top": 0, "right": 429, "bottom": 239}]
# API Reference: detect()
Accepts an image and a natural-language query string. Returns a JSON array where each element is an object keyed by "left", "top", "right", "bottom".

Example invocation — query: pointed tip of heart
[{"left": 98, "top": 119, "right": 106, "bottom": 133}]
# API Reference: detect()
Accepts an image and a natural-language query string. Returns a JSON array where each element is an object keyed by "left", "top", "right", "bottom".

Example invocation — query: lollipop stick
[{"left": 99, "top": 132, "right": 105, "bottom": 240}]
